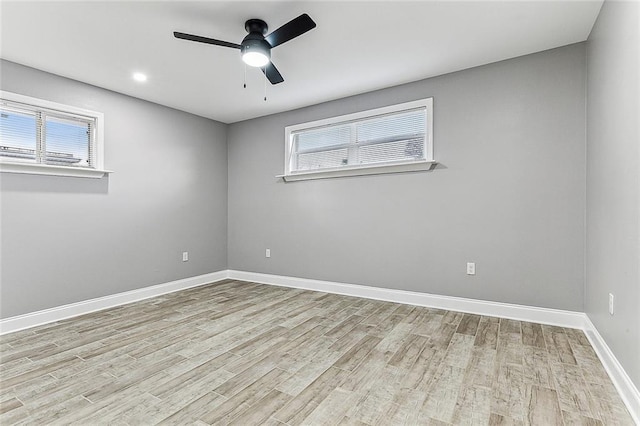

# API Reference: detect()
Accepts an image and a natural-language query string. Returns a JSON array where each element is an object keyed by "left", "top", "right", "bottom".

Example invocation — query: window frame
[
  {"left": 0, "top": 91, "right": 109, "bottom": 178},
  {"left": 282, "top": 98, "right": 434, "bottom": 181}
]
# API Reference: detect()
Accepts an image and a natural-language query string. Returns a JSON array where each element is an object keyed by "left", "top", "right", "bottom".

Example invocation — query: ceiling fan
[{"left": 174, "top": 14, "right": 316, "bottom": 85}]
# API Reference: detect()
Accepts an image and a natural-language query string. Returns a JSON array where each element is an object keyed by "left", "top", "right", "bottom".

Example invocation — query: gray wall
[
  {"left": 0, "top": 60, "right": 228, "bottom": 318},
  {"left": 228, "top": 44, "right": 587, "bottom": 311},
  {"left": 586, "top": 1, "right": 640, "bottom": 388}
]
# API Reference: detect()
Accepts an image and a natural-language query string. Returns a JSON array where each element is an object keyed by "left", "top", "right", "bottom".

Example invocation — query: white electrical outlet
[
  {"left": 182, "top": 251, "right": 189, "bottom": 262},
  {"left": 609, "top": 293, "right": 614, "bottom": 315},
  {"left": 467, "top": 262, "right": 476, "bottom": 275},
  {"left": 265, "top": 248, "right": 271, "bottom": 258}
]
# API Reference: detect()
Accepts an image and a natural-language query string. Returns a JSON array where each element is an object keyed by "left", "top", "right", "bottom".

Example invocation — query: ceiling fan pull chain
[
  {"left": 243, "top": 64, "right": 247, "bottom": 89},
  {"left": 264, "top": 68, "right": 267, "bottom": 101}
]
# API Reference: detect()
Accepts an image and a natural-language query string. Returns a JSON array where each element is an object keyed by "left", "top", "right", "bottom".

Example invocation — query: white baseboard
[
  {"left": 0, "top": 269, "right": 585, "bottom": 334},
  {"left": 0, "top": 271, "right": 228, "bottom": 335},
  {"left": 227, "top": 270, "right": 586, "bottom": 329},
  {"left": 583, "top": 317, "right": 640, "bottom": 424}
]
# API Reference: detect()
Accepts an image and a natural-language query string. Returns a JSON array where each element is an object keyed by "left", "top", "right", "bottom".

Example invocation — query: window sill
[
  {"left": 0, "top": 162, "right": 112, "bottom": 179},
  {"left": 278, "top": 160, "right": 437, "bottom": 182}
]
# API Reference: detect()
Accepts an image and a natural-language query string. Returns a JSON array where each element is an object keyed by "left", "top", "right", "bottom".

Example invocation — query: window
[
  {"left": 0, "top": 91, "right": 108, "bottom": 178},
  {"left": 283, "top": 98, "right": 434, "bottom": 181}
]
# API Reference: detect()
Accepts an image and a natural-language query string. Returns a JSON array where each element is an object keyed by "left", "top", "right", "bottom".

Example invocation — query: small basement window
[
  {"left": 0, "top": 91, "right": 109, "bottom": 178},
  {"left": 282, "top": 98, "right": 434, "bottom": 181}
]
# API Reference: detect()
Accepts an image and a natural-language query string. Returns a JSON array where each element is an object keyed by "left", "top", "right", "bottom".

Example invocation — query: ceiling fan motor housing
[
  {"left": 241, "top": 37, "right": 272, "bottom": 58},
  {"left": 245, "top": 19, "right": 268, "bottom": 35},
  {"left": 241, "top": 19, "right": 272, "bottom": 61}
]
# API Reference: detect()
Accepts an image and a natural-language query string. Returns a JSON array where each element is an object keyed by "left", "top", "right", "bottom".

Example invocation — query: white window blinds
[
  {"left": 0, "top": 99, "right": 95, "bottom": 168},
  {"left": 44, "top": 114, "right": 93, "bottom": 167},
  {"left": 288, "top": 100, "right": 431, "bottom": 175},
  {"left": 0, "top": 106, "right": 38, "bottom": 163}
]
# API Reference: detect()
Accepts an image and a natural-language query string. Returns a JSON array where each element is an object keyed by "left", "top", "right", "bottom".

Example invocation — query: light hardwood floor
[{"left": 0, "top": 280, "right": 634, "bottom": 425}]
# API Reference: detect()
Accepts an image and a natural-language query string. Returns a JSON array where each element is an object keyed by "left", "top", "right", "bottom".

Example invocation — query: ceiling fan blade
[
  {"left": 173, "top": 32, "right": 241, "bottom": 49},
  {"left": 262, "top": 62, "right": 284, "bottom": 85},
  {"left": 265, "top": 14, "right": 316, "bottom": 48}
]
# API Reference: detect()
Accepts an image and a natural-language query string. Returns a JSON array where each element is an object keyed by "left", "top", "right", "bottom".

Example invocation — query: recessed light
[{"left": 133, "top": 72, "right": 147, "bottom": 82}]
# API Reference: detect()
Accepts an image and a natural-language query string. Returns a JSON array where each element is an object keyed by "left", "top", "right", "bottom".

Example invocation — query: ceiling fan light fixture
[
  {"left": 242, "top": 50, "right": 270, "bottom": 67},
  {"left": 241, "top": 39, "right": 271, "bottom": 67}
]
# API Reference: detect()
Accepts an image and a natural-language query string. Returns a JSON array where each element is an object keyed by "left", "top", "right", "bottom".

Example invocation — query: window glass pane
[
  {"left": 296, "top": 148, "right": 349, "bottom": 171},
  {"left": 356, "top": 109, "right": 425, "bottom": 144},
  {"left": 294, "top": 124, "right": 351, "bottom": 152},
  {"left": 44, "top": 115, "right": 92, "bottom": 167},
  {"left": 0, "top": 107, "right": 37, "bottom": 163},
  {"left": 287, "top": 100, "right": 431, "bottom": 175},
  {"left": 358, "top": 138, "right": 424, "bottom": 165}
]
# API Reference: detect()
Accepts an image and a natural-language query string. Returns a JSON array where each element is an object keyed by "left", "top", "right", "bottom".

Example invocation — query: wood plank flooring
[{"left": 0, "top": 280, "right": 634, "bottom": 425}]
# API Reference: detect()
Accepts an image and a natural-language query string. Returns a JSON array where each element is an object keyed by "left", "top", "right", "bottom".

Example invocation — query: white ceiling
[{"left": 0, "top": 1, "right": 602, "bottom": 124}]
